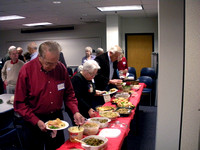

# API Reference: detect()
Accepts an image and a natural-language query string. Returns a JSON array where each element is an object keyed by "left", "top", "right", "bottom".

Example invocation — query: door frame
[{"left": 125, "top": 33, "right": 155, "bottom": 60}]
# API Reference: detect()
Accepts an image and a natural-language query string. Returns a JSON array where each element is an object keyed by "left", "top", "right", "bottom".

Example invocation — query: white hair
[
  {"left": 96, "top": 48, "right": 104, "bottom": 55},
  {"left": 85, "top": 46, "right": 93, "bottom": 53},
  {"left": 107, "top": 45, "right": 123, "bottom": 54},
  {"left": 8, "top": 46, "right": 17, "bottom": 53},
  {"left": 82, "top": 60, "right": 100, "bottom": 72}
]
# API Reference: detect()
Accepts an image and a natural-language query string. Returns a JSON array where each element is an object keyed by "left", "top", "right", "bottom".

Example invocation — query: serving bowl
[
  {"left": 81, "top": 135, "right": 108, "bottom": 150},
  {"left": 82, "top": 122, "right": 100, "bottom": 135},
  {"left": 99, "top": 111, "right": 120, "bottom": 120},
  {"left": 88, "top": 117, "right": 111, "bottom": 128}
]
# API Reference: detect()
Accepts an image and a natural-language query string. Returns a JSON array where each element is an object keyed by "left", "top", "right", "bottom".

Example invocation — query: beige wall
[
  {"left": 156, "top": 0, "right": 184, "bottom": 149},
  {"left": 181, "top": 0, "right": 200, "bottom": 149}
]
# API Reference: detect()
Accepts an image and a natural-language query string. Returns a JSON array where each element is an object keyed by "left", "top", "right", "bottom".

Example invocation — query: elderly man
[
  {"left": 14, "top": 41, "right": 85, "bottom": 150},
  {"left": 1, "top": 46, "right": 24, "bottom": 94},
  {"left": 27, "top": 41, "right": 38, "bottom": 60},
  {"left": 96, "top": 47, "right": 104, "bottom": 56},
  {"left": 17, "top": 47, "right": 25, "bottom": 62},
  {"left": 94, "top": 45, "right": 123, "bottom": 91}
]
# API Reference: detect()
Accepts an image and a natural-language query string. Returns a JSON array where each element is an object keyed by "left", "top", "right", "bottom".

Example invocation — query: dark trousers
[{"left": 21, "top": 111, "right": 65, "bottom": 150}]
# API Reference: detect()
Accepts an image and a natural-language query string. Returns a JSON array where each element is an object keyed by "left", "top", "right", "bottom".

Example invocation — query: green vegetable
[{"left": 49, "top": 126, "right": 59, "bottom": 129}]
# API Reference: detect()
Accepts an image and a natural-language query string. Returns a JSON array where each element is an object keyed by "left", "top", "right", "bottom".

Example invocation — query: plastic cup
[{"left": 68, "top": 126, "right": 84, "bottom": 142}]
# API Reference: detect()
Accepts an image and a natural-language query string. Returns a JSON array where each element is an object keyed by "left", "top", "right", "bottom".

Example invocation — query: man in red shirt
[{"left": 14, "top": 41, "right": 85, "bottom": 150}]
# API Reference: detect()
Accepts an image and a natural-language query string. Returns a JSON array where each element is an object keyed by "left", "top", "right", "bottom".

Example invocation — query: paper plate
[
  {"left": 99, "top": 129, "right": 121, "bottom": 138},
  {"left": 45, "top": 120, "right": 69, "bottom": 130}
]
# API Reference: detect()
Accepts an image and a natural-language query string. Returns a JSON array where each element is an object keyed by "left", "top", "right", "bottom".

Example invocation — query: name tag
[
  {"left": 103, "top": 94, "right": 111, "bottom": 103},
  {"left": 57, "top": 83, "right": 65, "bottom": 91},
  {"left": 123, "top": 62, "right": 126, "bottom": 65},
  {"left": 7, "top": 68, "right": 11, "bottom": 71}
]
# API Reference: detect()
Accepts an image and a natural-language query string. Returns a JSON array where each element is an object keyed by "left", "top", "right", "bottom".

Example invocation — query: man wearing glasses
[{"left": 14, "top": 41, "right": 85, "bottom": 150}]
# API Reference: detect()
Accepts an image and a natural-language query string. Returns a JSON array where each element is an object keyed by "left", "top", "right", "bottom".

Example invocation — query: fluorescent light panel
[
  {"left": 0, "top": 15, "right": 25, "bottom": 21},
  {"left": 97, "top": 5, "right": 143, "bottom": 11},
  {"left": 23, "top": 22, "right": 53, "bottom": 27}
]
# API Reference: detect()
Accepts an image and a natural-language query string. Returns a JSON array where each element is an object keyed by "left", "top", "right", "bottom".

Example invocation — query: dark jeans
[{"left": 21, "top": 111, "right": 65, "bottom": 150}]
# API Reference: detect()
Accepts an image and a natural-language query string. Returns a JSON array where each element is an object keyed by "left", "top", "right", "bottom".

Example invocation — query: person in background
[
  {"left": 81, "top": 46, "right": 96, "bottom": 64},
  {"left": 1, "top": 46, "right": 24, "bottom": 94},
  {"left": 17, "top": 47, "right": 25, "bottom": 62},
  {"left": 72, "top": 65, "right": 83, "bottom": 77},
  {"left": 94, "top": 45, "right": 123, "bottom": 91},
  {"left": 117, "top": 53, "right": 128, "bottom": 77},
  {"left": 23, "top": 52, "right": 31, "bottom": 63},
  {"left": 27, "top": 42, "right": 38, "bottom": 60},
  {"left": 59, "top": 51, "right": 67, "bottom": 68},
  {"left": 67, "top": 60, "right": 105, "bottom": 123},
  {"left": 96, "top": 47, "right": 104, "bottom": 56},
  {"left": 14, "top": 41, "right": 85, "bottom": 150}
]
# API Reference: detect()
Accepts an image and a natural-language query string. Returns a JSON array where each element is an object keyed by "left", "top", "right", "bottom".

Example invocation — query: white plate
[
  {"left": 103, "top": 89, "right": 118, "bottom": 95},
  {"left": 99, "top": 129, "right": 121, "bottom": 138},
  {"left": 45, "top": 120, "right": 69, "bottom": 130}
]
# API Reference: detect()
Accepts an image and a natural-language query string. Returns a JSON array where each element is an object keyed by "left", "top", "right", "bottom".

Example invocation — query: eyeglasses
[{"left": 87, "top": 71, "right": 97, "bottom": 77}]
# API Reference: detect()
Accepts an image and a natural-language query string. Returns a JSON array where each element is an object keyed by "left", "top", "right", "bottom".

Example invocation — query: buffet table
[
  {"left": 0, "top": 94, "right": 14, "bottom": 113},
  {"left": 57, "top": 83, "right": 145, "bottom": 150}
]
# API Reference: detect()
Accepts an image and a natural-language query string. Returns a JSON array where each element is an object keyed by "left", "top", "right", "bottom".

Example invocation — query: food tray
[{"left": 115, "top": 107, "right": 132, "bottom": 117}]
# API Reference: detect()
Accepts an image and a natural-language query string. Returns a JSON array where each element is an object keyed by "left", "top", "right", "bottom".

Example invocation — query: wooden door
[{"left": 125, "top": 34, "right": 154, "bottom": 78}]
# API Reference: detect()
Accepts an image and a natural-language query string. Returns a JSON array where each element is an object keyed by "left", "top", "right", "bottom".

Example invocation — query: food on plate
[
  {"left": 109, "top": 88, "right": 117, "bottom": 93},
  {"left": 116, "top": 108, "right": 132, "bottom": 114},
  {"left": 82, "top": 122, "right": 100, "bottom": 135},
  {"left": 88, "top": 117, "right": 111, "bottom": 128},
  {"left": 111, "top": 97, "right": 129, "bottom": 104},
  {"left": 116, "top": 101, "right": 135, "bottom": 109},
  {"left": 96, "top": 106, "right": 116, "bottom": 112},
  {"left": 83, "top": 137, "right": 104, "bottom": 146},
  {"left": 91, "top": 118, "right": 108, "bottom": 123},
  {"left": 99, "top": 111, "right": 119, "bottom": 119},
  {"left": 81, "top": 135, "right": 108, "bottom": 150},
  {"left": 46, "top": 118, "right": 65, "bottom": 129}
]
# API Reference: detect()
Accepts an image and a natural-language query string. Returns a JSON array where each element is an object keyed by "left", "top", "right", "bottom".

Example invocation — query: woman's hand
[
  {"left": 95, "top": 90, "right": 106, "bottom": 96},
  {"left": 88, "top": 108, "right": 97, "bottom": 118}
]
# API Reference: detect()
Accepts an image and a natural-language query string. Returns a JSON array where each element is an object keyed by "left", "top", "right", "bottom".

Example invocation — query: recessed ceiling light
[
  {"left": 23, "top": 22, "right": 53, "bottom": 27},
  {"left": 97, "top": 5, "right": 143, "bottom": 11},
  {"left": 0, "top": 15, "right": 25, "bottom": 21},
  {"left": 53, "top": 1, "right": 61, "bottom": 4}
]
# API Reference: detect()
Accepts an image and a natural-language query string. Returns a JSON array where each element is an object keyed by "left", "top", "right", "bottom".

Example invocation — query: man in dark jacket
[{"left": 94, "top": 45, "right": 123, "bottom": 91}]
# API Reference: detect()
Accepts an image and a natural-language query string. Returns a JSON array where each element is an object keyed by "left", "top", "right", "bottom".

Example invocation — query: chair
[
  {"left": 140, "top": 67, "right": 156, "bottom": 79},
  {"left": 138, "top": 76, "right": 153, "bottom": 106},
  {"left": 128, "top": 67, "right": 137, "bottom": 80},
  {"left": 67, "top": 67, "right": 73, "bottom": 77},
  {"left": 0, "top": 109, "right": 23, "bottom": 149}
]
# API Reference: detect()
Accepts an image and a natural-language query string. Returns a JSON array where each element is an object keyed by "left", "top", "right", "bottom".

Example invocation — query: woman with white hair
[
  {"left": 68, "top": 60, "right": 105, "bottom": 123},
  {"left": 81, "top": 46, "right": 96, "bottom": 64}
]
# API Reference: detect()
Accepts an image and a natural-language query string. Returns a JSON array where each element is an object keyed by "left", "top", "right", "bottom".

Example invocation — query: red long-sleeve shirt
[
  {"left": 14, "top": 57, "right": 79, "bottom": 125},
  {"left": 117, "top": 57, "right": 128, "bottom": 71}
]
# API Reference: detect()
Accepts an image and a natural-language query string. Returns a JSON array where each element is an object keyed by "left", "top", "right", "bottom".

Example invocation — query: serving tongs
[{"left": 74, "top": 139, "right": 90, "bottom": 147}]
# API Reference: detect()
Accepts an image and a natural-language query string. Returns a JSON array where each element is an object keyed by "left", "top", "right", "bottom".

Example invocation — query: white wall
[
  {"left": 181, "top": 0, "right": 200, "bottom": 149},
  {"left": 0, "top": 17, "right": 158, "bottom": 62},
  {"left": 0, "top": 23, "right": 106, "bottom": 66},
  {"left": 156, "top": 0, "right": 184, "bottom": 150},
  {"left": 121, "top": 17, "right": 158, "bottom": 52}
]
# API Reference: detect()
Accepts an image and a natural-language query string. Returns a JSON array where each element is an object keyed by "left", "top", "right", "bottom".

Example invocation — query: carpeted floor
[{"left": 125, "top": 105, "right": 157, "bottom": 150}]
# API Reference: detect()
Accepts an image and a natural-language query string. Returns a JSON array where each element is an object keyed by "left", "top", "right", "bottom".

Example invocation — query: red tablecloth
[{"left": 57, "top": 83, "right": 145, "bottom": 150}]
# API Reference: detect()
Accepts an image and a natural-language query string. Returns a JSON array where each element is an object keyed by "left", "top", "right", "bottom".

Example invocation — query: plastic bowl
[
  {"left": 82, "top": 122, "right": 100, "bottom": 135},
  {"left": 88, "top": 117, "right": 111, "bottom": 128},
  {"left": 81, "top": 135, "right": 108, "bottom": 150},
  {"left": 68, "top": 126, "right": 84, "bottom": 142}
]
